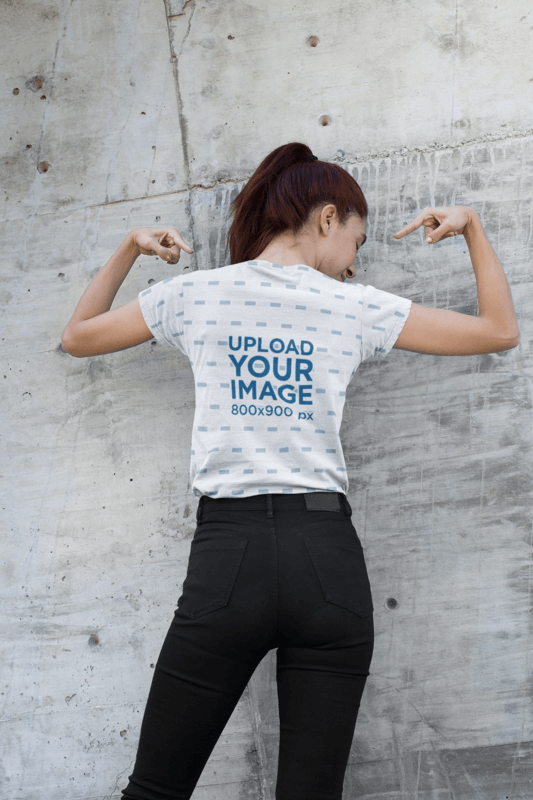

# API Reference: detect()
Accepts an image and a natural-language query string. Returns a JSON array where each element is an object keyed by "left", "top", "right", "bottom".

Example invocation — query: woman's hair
[{"left": 228, "top": 142, "right": 367, "bottom": 264}]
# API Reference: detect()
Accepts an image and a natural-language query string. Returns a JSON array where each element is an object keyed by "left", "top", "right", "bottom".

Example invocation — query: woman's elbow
[
  {"left": 492, "top": 325, "right": 520, "bottom": 352},
  {"left": 61, "top": 329, "right": 84, "bottom": 357}
]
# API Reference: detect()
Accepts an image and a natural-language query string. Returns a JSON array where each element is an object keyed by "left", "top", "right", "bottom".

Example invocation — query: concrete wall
[{"left": 1, "top": 1, "right": 532, "bottom": 798}]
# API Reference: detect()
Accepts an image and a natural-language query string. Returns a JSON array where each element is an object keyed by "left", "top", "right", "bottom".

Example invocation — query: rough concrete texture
[{"left": 1, "top": 1, "right": 532, "bottom": 799}]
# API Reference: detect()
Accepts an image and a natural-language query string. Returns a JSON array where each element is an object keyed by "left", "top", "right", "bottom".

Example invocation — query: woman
[{"left": 62, "top": 142, "right": 519, "bottom": 800}]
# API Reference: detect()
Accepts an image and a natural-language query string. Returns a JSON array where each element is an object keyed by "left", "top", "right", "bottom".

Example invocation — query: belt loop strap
[
  {"left": 196, "top": 496, "right": 204, "bottom": 523},
  {"left": 266, "top": 495, "right": 273, "bottom": 518},
  {"left": 341, "top": 494, "right": 352, "bottom": 517}
]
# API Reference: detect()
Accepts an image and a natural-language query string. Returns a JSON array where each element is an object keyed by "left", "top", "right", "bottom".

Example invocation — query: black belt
[{"left": 196, "top": 491, "right": 352, "bottom": 522}]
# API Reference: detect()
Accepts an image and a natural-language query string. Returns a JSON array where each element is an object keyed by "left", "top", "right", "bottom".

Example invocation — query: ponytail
[{"left": 228, "top": 142, "right": 367, "bottom": 264}]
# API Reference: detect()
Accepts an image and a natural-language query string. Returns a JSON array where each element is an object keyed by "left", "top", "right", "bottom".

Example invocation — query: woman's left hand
[{"left": 393, "top": 206, "right": 473, "bottom": 243}]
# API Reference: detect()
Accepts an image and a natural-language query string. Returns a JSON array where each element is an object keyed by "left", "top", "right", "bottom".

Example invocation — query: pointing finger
[
  {"left": 393, "top": 211, "right": 428, "bottom": 239},
  {"left": 154, "top": 229, "right": 194, "bottom": 255}
]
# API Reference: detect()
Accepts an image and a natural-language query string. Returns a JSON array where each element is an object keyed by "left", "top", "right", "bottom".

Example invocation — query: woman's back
[{"left": 141, "top": 258, "right": 410, "bottom": 498}]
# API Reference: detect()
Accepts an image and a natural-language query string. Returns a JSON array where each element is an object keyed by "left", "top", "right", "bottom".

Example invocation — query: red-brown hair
[{"left": 228, "top": 142, "right": 367, "bottom": 264}]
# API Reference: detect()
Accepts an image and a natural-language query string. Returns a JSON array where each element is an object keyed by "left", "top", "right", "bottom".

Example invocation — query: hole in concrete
[
  {"left": 40, "top": 95, "right": 46, "bottom": 100},
  {"left": 37, "top": 161, "right": 51, "bottom": 173},
  {"left": 227, "top": 34, "right": 234, "bottom": 40},
  {"left": 13, "top": 88, "right": 19, "bottom": 95},
  {"left": 308, "top": 35, "right": 319, "bottom": 47},
  {"left": 152, "top": 179, "right": 155, "bottom": 183},
  {"left": 319, "top": 115, "right": 331, "bottom": 126},
  {"left": 26, "top": 144, "right": 32, "bottom": 149},
  {"left": 141, "top": 111, "right": 146, "bottom": 115},
  {"left": 26, "top": 75, "right": 44, "bottom": 92},
  {"left": 57, "top": 272, "right": 65, "bottom": 279},
  {"left": 386, "top": 597, "right": 398, "bottom": 610},
  {"left": 148, "top": 279, "right": 155, "bottom": 284},
  {"left": 155, "top": 216, "right": 161, "bottom": 221},
  {"left": 88, "top": 634, "right": 100, "bottom": 647}
]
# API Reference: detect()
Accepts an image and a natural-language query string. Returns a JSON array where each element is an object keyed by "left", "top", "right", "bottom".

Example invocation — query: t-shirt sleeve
[
  {"left": 360, "top": 284, "right": 412, "bottom": 360},
  {"left": 138, "top": 275, "right": 188, "bottom": 356}
]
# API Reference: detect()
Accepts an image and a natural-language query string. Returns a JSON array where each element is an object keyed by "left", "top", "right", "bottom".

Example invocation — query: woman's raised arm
[
  {"left": 392, "top": 207, "right": 519, "bottom": 355},
  {"left": 61, "top": 228, "right": 193, "bottom": 358}
]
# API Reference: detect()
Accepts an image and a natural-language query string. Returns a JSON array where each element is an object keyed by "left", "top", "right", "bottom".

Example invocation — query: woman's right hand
[
  {"left": 133, "top": 227, "right": 194, "bottom": 264},
  {"left": 393, "top": 205, "right": 473, "bottom": 244},
  {"left": 62, "top": 227, "right": 194, "bottom": 357}
]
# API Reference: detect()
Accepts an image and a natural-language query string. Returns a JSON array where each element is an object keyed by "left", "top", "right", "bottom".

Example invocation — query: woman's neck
[{"left": 255, "top": 232, "right": 317, "bottom": 270}]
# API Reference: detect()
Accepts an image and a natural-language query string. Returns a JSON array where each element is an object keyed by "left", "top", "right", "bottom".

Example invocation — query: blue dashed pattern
[{"left": 138, "top": 260, "right": 411, "bottom": 498}]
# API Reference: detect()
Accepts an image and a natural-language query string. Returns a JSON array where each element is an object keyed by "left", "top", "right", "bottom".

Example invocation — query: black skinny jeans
[{"left": 121, "top": 492, "right": 374, "bottom": 800}]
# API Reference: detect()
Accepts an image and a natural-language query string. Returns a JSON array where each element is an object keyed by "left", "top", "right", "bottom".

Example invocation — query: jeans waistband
[{"left": 196, "top": 492, "right": 352, "bottom": 522}]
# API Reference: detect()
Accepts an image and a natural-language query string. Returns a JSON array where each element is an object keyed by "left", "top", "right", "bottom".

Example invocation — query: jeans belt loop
[
  {"left": 266, "top": 495, "right": 274, "bottom": 519},
  {"left": 341, "top": 494, "right": 353, "bottom": 517},
  {"left": 196, "top": 496, "right": 204, "bottom": 523}
]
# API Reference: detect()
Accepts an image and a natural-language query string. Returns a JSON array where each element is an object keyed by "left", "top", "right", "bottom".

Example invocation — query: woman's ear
[{"left": 319, "top": 204, "right": 338, "bottom": 236}]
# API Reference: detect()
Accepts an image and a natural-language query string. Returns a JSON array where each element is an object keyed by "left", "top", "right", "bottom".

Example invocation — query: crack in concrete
[
  {"left": 164, "top": 0, "right": 197, "bottom": 268},
  {"left": 450, "top": 0, "right": 459, "bottom": 135},
  {"left": 166, "top": 0, "right": 195, "bottom": 16}
]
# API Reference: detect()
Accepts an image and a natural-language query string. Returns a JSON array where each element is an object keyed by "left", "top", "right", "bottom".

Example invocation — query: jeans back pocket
[
  {"left": 178, "top": 536, "right": 248, "bottom": 619},
  {"left": 304, "top": 536, "right": 373, "bottom": 618}
]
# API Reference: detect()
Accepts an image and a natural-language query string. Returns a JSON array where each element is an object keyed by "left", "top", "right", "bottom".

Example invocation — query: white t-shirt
[{"left": 139, "top": 260, "right": 412, "bottom": 498}]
